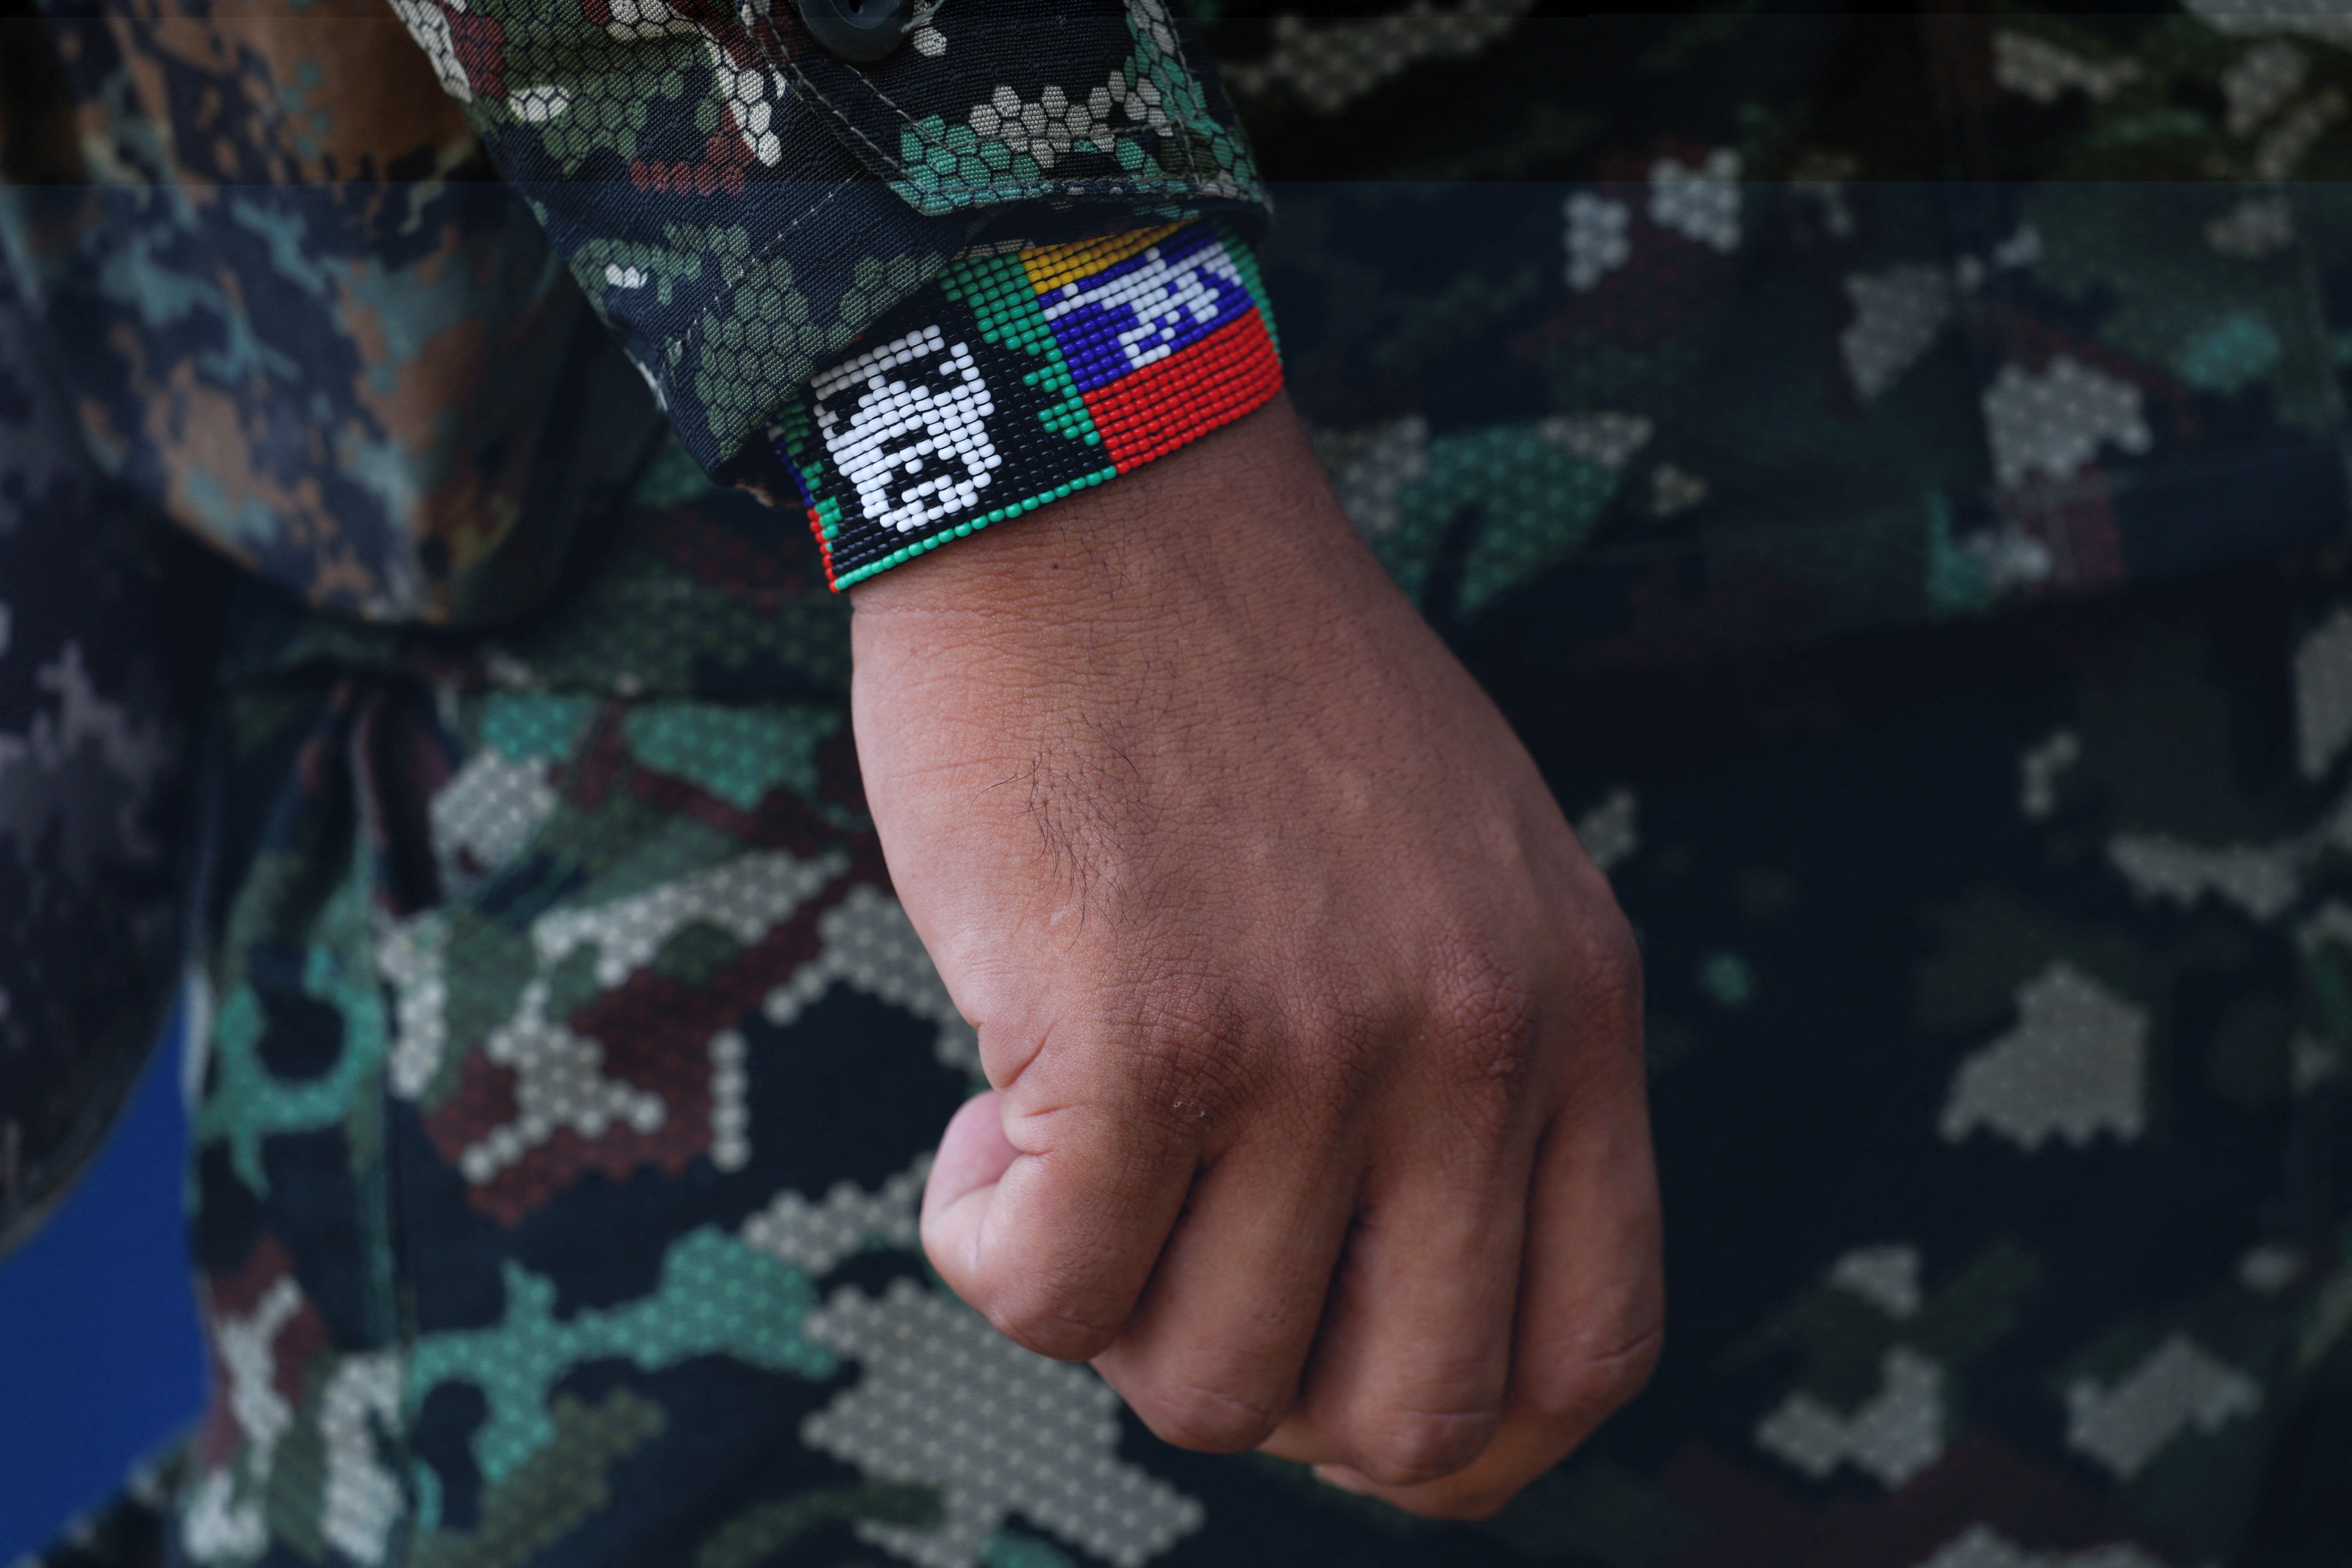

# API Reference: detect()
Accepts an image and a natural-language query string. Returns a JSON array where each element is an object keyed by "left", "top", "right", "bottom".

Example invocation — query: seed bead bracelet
[{"left": 767, "top": 219, "right": 1283, "bottom": 591}]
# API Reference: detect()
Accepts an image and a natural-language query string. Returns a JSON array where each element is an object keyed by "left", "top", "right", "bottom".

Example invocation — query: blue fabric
[{"left": 0, "top": 1024, "right": 202, "bottom": 1561}]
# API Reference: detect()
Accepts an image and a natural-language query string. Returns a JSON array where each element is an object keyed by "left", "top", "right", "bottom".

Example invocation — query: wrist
[
  {"left": 847, "top": 394, "right": 1375, "bottom": 644},
  {"left": 844, "top": 399, "right": 1237, "bottom": 619}
]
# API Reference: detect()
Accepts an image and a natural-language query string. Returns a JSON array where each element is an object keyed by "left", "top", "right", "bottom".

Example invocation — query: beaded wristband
[{"left": 768, "top": 220, "right": 1283, "bottom": 591}]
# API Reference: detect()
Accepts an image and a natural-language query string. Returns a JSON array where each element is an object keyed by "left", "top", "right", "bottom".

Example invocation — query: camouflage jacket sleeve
[{"left": 384, "top": 0, "right": 1269, "bottom": 482}]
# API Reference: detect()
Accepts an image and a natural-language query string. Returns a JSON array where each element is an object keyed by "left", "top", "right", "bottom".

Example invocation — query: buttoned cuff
[{"left": 767, "top": 220, "right": 1281, "bottom": 591}]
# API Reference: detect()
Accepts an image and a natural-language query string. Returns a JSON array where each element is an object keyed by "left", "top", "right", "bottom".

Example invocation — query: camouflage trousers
[{"left": 43, "top": 468, "right": 2352, "bottom": 1568}]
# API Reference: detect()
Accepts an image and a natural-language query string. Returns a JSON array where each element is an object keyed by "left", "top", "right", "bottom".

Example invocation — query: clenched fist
[{"left": 848, "top": 395, "right": 1661, "bottom": 1518}]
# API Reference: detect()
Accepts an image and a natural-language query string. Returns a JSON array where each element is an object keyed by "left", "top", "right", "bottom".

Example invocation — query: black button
[{"left": 797, "top": 0, "right": 914, "bottom": 64}]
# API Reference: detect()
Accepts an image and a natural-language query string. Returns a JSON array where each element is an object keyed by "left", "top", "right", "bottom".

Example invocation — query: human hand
[{"left": 848, "top": 395, "right": 1661, "bottom": 1517}]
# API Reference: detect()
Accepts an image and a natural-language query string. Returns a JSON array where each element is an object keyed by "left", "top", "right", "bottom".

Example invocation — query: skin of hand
[{"left": 847, "top": 394, "right": 1663, "bottom": 1518}]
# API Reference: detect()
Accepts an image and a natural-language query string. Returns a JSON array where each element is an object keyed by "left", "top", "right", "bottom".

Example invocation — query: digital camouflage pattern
[
  {"left": 8, "top": 2, "right": 2352, "bottom": 1567},
  {"left": 0, "top": 4, "right": 667, "bottom": 626},
  {"left": 0, "top": 235, "right": 222, "bottom": 1254},
  {"left": 32, "top": 445, "right": 2352, "bottom": 1568},
  {"left": 0, "top": 0, "right": 1264, "bottom": 621},
  {"left": 1215, "top": 6, "right": 2352, "bottom": 661},
  {"left": 380, "top": 0, "right": 1265, "bottom": 486}
]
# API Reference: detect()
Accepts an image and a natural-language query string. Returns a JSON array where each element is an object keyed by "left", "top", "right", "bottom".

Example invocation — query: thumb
[
  {"left": 918, "top": 1084, "right": 1194, "bottom": 1360},
  {"left": 920, "top": 1090, "right": 1019, "bottom": 1297}
]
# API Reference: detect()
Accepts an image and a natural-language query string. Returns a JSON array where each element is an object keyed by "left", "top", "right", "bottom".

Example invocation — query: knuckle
[
  {"left": 1349, "top": 1408, "right": 1498, "bottom": 1488},
  {"left": 1573, "top": 917, "right": 1646, "bottom": 1042},
  {"left": 1134, "top": 1379, "right": 1286, "bottom": 1454},
  {"left": 984, "top": 1293, "right": 1122, "bottom": 1363},
  {"left": 1429, "top": 947, "right": 1545, "bottom": 1095},
  {"left": 1527, "top": 1318, "right": 1665, "bottom": 1420},
  {"left": 1120, "top": 977, "right": 1263, "bottom": 1127}
]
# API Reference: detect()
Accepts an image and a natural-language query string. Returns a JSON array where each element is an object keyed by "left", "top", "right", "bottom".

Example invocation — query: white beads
[
  {"left": 812, "top": 327, "right": 1004, "bottom": 536},
  {"left": 802, "top": 1279, "right": 1204, "bottom": 1568}
]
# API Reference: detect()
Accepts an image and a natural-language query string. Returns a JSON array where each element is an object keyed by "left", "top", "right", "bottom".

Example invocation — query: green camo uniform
[{"left": 6, "top": 3, "right": 2352, "bottom": 1565}]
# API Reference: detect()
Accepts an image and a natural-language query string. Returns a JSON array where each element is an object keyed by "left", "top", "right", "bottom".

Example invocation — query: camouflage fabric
[
  {"left": 0, "top": 225, "right": 224, "bottom": 1254},
  {"left": 0, "top": 0, "right": 1265, "bottom": 623},
  {"left": 0, "top": 4, "right": 668, "bottom": 627},
  {"left": 12, "top": 3, "right": 2352, "bottom": 1566},
  {"left": 33, "top": 454, "right": 2352, "bottom": 1568},
  {"left": 381, "top": 0, "right": 1267, "bottom": 483},
  {"left": 12, "top": 4, "right": 2350, "bottom": 644},
  {"left": 1213, "top": 6, "right": 2352, "bottom": 663}
]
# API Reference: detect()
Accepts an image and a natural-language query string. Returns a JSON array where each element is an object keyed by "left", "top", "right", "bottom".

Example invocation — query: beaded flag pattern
[{"left": 770, "top": 221, "right": 1282, "bottom": 590}]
